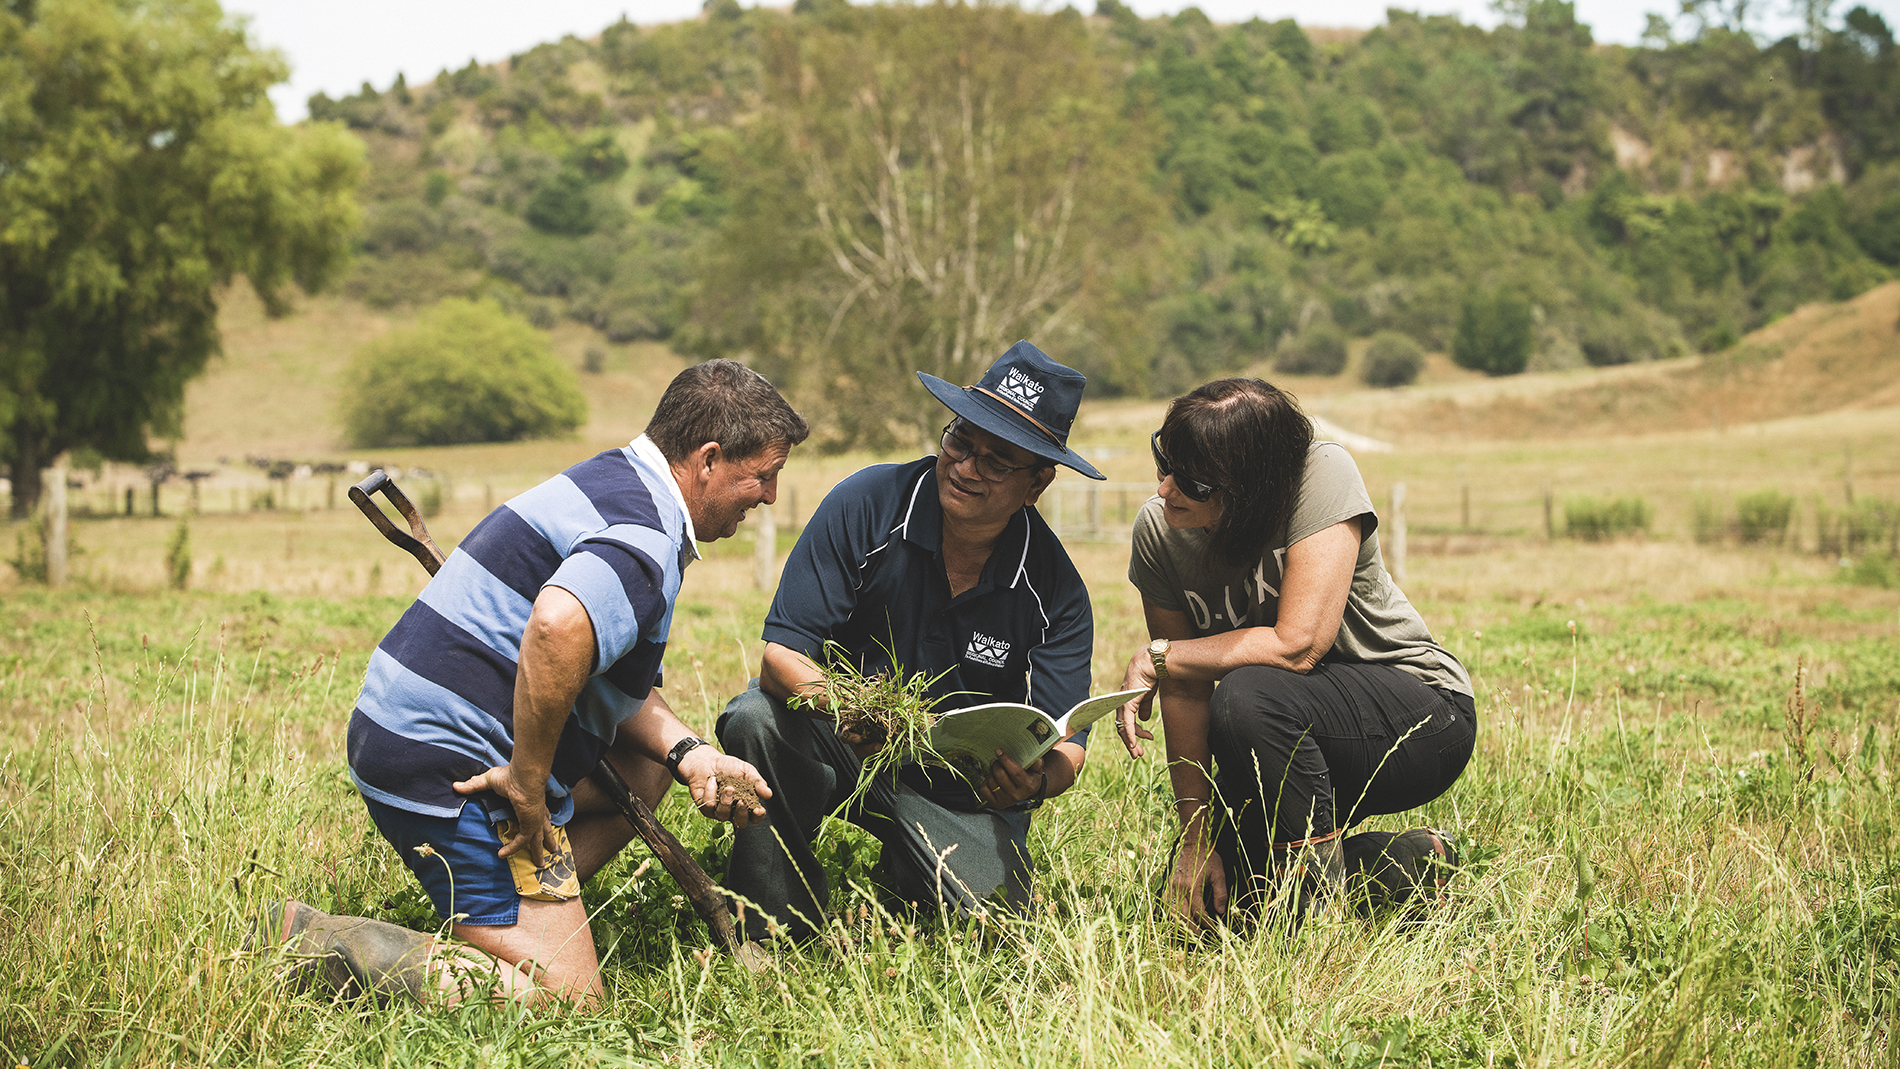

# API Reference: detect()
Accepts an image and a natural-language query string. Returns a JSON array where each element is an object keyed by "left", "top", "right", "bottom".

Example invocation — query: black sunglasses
[{"left": 1150, "top": 430, "right": 1220, "bottom": 502}]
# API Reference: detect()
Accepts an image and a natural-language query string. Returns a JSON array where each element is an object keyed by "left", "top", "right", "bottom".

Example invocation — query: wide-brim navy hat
[{"left": 918, "top": 340, "right": 1104, "bottom": 481}]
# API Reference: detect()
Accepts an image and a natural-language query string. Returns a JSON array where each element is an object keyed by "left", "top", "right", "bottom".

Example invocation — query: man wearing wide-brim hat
[{"left": 717, "top": 340, "right": 1105, "bottom": 940}]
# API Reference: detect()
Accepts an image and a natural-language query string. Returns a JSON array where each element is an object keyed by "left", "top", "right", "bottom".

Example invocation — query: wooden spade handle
[
  {"left": 347, "top": 470, "right": 445, "bottom": 577},
  {"left": 590, "top": 760, "right": 745, "bottom": 955}
]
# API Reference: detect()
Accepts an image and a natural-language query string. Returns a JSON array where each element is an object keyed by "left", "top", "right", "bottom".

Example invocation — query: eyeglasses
[
  {"left": 1151, "top": 430, "right": 1220, "bottom": 502},
  {"left": 940, "top": 423, "right": 1044, "bottom": 483}
]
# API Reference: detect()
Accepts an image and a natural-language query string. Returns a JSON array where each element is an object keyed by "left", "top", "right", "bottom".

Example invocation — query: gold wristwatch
[{"left": 1148, "top": 638, "right": 1171, "bottom": 680}]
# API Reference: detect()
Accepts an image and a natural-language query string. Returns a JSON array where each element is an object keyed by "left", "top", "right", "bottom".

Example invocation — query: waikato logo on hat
[{"left": 996, "top": 368, "right": 1044, "bottom": 412}]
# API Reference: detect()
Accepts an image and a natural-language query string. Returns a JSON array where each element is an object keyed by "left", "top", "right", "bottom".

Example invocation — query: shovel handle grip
[
  {"left": 348, "top": 470, "right": 446, "bottom": 577},
  {"left": 590, "top": 761, "right": 745, "bottom": 955}
]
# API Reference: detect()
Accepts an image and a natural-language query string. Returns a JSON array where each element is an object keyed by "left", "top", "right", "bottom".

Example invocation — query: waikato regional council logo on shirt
[
  {"left": 965, "top": 632, "right": 1011, "bottom": 668},
  {"left": 996, "top": 369, "right": 1043, "bottom": 411}
]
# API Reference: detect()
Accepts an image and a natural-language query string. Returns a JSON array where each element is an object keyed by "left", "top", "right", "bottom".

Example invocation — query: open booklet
[{"left": 928, "top": 688, "right": 1150, "bottom": 785}]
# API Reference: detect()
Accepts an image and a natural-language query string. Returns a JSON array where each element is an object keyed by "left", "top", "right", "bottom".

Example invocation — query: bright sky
[{"left": 227, "top": 0, "right": 1894, "bottom": 122}]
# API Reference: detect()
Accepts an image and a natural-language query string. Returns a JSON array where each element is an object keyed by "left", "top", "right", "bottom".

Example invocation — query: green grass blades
[
  {"left": 3, "top": 578, "right": 1900, "bottom": 1066},
  {"left": 786, "top": 640, "right": 957, "bottom": 814}
]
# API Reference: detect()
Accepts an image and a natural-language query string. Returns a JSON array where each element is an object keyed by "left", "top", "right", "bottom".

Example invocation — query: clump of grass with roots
[{"left": 787, "top": 641, "right": 960, "bottom": 812}]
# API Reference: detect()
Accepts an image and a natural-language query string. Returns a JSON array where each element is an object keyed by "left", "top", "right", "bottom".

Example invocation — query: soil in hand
[{"left": 723, "top": 777, "right": 761, "bottom": 811}]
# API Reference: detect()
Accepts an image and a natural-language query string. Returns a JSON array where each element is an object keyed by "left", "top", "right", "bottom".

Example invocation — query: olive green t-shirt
[{"left": 1127, "top": 441, "right": 1471, "bottom": 696}]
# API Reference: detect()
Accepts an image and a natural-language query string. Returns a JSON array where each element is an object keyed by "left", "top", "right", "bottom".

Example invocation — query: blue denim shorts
[{"left": 361, "top": 797, "right": 580, "bottom": 927}]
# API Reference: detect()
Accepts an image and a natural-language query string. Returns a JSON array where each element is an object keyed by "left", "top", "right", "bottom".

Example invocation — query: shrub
[
  {"left": 1690, "top": 492, "right": 1728, "bottom": 544},
  {"left": 524, "top": 169, "right": 596, "bottom": 235},
  {"left": 1565, "top": 495, "right": 1652, "bottom": 541},
  {"left": 1452, "top": 287, "right": 1534, "bottom": 376},
  {"left": 1846, "top": 496, "right": 1899, "bottom": 554},
  {"left": 1841, "top": 552, "right": 1898, "bottom": 589},
  {"left": 165, "top": 519, "right": 191, "bottom": 591},
  {"left": 341, "top": 298, "right": 587, "bottom": 448},
  {"left": 1736, "top": 488, "right": 1794, "bottom": 545},
  {"left": 1361, "top": 331, "right": 1424, "bottom": 387},
  {"left": 8, "top": 518, "right": 46, "bottom": 582},
  {"left": 1274, "top": 322, "right": 1348, "bottom": 376}
]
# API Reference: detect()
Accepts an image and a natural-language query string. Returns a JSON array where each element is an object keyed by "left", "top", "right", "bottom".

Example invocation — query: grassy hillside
[
  {"left": 1315, "top": 279, "right": 1900, "bottom": 442},
  {"left": 187, "top": 286, "right": 689, "bottom": 462},
  {"left": 284, "top": 1, "right": 1899, "bottom": 453}
]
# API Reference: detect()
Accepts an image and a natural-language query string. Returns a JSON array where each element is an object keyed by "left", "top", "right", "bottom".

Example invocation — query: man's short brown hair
[{"left": 646, "top": 359, "right": 809, "bottom": 463}]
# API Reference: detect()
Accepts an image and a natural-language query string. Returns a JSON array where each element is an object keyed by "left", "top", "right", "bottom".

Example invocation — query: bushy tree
[
  {"left": 525, "top": 169, "right": 596, "bottom": 235},
  {"left": 1362, "top": 331, "right": 1425, "bottom": 386},
  {"left": 686, "top": 2, "right": 1164, "bottom": 449},
  {"left": 1452, "top": 288, "right": 1535, "bottom": 375},
  {"left": 342, "top": 299, "right": 586, "bottom": 447},
  {"left": 0, "top": 0, "right": 363, "bottom": 516},
  {"left": 1275, "top": 322, "right": 1348, "bottom": 376}
]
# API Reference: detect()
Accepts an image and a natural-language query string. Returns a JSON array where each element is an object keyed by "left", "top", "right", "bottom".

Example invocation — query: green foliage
[
  {"left": 1565, "top": 494, "right": 1653, "bottom": 539},
  {"left": 1844, "top": 162, "right": 1900, "bottom": 264},
  {"left": 312, "top": 0, "right": 1897, "bottom": 428},
  {"left": 1362, "top": 331, "right": 1425, "bottom": 387},
  {"left": 164, "top": 519, "right": 190, "bottom": 591},
  {"left": 1691, "top": 491, "right": 1728, "bottom": 543},
  {"left": 7, "top": 517, "right": 46, "bottom": 582},
  {"left": 1824, "top": 496, "right": 1900, "bottom": 560},
  {"left": 1453, "top": 288, "right": 1536, "bottom": 375},
  {"left": 1736, "top": 487, "right": 1795, "bottom": 544},
  {"left": 340, "top": 298, "right": 586, "bottom": 448},
  {"left": 0, "top": 0, "right": 363, "bottom": 516},
  {"left": 686, "top": 1, "right": 1165, "bottom": 449},
  {"left": 1275, "top": 322, "right": 1348, "bottom": 376},
  {"left": 1840, "top": 551, "right": 1898, "bottom": 588},
  {"left": 523, "top": 169, "right": 596, "bottom": 235}
]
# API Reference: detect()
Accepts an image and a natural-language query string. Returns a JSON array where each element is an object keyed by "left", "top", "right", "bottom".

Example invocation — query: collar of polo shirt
[{"left": 631, "top": 434, "right": 702, "bottom": 563}]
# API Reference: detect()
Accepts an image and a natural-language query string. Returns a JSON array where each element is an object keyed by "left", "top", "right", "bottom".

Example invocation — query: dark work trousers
[
  {"left": 1205, "top": 661, "right": 1476, "bottom": 912},
  {"left": 716, "top": 681, "right": 1033, "bottom": 942}
]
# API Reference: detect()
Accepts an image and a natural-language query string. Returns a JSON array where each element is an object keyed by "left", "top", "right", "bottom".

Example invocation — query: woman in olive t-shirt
[{"left": 1114, "top": 378, "right": 1476, "bottom": 927}]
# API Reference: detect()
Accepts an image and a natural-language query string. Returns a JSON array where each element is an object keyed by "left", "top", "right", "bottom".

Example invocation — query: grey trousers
[{"left": 716, "top": 680, "right": 1033, "bottom": 942}]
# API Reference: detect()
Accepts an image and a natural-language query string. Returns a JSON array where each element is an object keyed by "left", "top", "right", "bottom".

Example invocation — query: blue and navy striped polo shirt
[{"left": 347, "top": 437, "right": 694, "bottom": 824}]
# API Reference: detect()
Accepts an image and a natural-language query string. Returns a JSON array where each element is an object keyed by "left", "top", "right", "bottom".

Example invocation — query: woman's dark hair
[{"left": 1156, "top": 378, "right": 1313, "bottom": 563}]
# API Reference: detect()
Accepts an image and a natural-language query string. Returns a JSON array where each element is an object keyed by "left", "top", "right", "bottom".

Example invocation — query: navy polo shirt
[{"left": 762, "top": 457, "right": 1094, "bottom": 809}]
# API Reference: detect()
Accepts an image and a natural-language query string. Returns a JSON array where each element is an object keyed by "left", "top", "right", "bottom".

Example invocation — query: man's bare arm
[
  {"left": 760, "top": 641, "right": 827, "bottom": 710},
  {"left": 453, "top": 585, "right": 595, "bottom": 864}
]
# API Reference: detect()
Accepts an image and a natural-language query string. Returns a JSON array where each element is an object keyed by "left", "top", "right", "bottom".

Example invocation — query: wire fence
[{"left": 1042, "top": 482, "right": 1156, "bottom": 543}]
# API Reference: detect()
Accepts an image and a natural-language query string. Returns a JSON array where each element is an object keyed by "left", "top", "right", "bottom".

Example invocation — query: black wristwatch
[{"left": 664, "top": 736, "right": 707, "bottom": 784}]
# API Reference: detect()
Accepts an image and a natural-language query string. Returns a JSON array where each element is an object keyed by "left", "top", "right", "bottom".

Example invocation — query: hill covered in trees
[{"left": 307, "top": 0, "right": 1899, "bottom": 450}]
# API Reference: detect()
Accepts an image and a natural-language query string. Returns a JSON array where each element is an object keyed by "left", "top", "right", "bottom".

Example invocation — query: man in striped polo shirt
[{"left": 260, "top": 360, "right": 807, "bottom": 1007}]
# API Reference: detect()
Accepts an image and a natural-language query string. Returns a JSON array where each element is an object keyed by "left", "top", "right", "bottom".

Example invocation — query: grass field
[
  {"left": 2, "top": 288, "right": 1899, "bottom": 1066},
  {"left": 3, "top": 536, "right": 1898, "bottom": 1066}
]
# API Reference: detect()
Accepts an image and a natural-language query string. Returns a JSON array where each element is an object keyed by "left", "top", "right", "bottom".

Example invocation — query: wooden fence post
[
  {"left": 1457, "top": 463, "right": 1469, "bottom": 532},
  {"left": 47, "top": 457, "right": 69, "bottom": 588}
]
